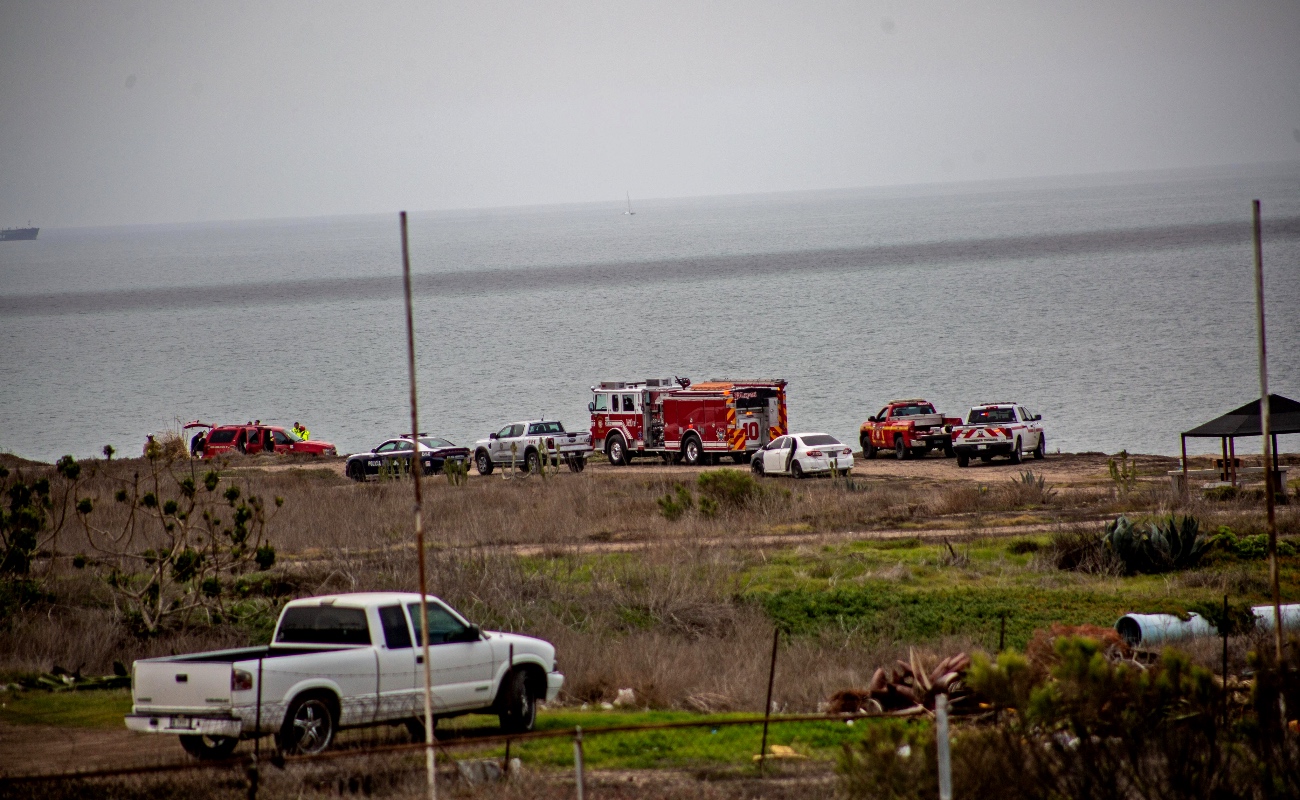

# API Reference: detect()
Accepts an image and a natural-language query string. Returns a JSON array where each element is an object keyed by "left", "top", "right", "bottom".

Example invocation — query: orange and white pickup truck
[
  {"left": 859, "top": 399, "right": 962, "bottom": 459},
  {"left": 950, "top": 403, "right": 1046, "bottom": 467}
]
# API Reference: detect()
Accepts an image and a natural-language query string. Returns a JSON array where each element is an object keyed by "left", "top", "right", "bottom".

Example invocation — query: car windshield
[
  {"left": 419, "top": 438, "right": 454, "bottom": 449},
  {"left": 800, "top": 434, "right": 841, "bottom": 446},
  {"left": 969, "top": 407, "right": 1016, "bottom": 424},
  {"left": 528, "top": 421, "right": 566, "bottom": 435},
  {"left": 275, "top": 606, "right": 371, "bottom": 645},
  {"left": 207, "top": 429, "right": 236, "bottom": 444},
  {"left": 893, "top": 404, "right": 935, "bottom": 416}
]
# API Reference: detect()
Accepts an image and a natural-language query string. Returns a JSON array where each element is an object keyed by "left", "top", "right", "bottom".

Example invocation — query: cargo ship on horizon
[{"left": 1, "top": 226, "right": 39, "bottom": 241}]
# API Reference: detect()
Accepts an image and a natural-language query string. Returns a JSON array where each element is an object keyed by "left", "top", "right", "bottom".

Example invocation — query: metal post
[
  {"left": 936, "top": 694, "right": 953, "bottom": 800},
  {"left": 401, "top": 211, "right": 437, "bottom": 800},
  {"left": 503, "top": 644, "right": 514, "bottom": 768},
  {"left": 1222, "top": 594, "right": 1230, "bottom": 728},
  {"left": 573, "top": 726, "right": 585, "bottom": 800},
  {"left": 248, "top": 653, "right": 264, "bottom": 800},
  {"left": 759, "top": 626, "right": 779, "bottom": 776},
  {"left": 1180, "top": 434, "right": 1188, "bottom": 495},
  {"left": 1252, "top": 199, "right": 1282, "bottom": 663},
  {"left": 998, "top": 613, "right": 1006, "bottom": 652}
]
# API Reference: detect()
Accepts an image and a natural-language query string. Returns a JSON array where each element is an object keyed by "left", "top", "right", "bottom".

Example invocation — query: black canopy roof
[{"left": 1183, "top": 394, "right": 1300, "bottom": 438}]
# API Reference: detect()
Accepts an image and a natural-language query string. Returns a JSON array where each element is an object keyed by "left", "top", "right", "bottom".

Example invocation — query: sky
[{"left": 1, "top": 0, "right": 1299, "bottom": 228}]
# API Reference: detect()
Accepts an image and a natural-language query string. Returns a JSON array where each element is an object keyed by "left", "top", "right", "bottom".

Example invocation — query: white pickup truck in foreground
[{"left": 126, "top": 593, "right": 563, "bottom": 759}]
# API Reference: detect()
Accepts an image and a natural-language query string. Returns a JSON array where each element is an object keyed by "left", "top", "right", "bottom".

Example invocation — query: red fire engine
[{"left": 589, "top": 377, "right": 788, "bottom": 466}]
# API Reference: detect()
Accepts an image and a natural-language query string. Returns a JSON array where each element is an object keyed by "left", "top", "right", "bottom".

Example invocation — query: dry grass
[{"left": 5, "top": 451, "right": 1298, "bottom": 716}]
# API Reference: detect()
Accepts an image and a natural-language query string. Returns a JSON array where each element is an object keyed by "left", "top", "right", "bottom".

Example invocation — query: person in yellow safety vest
[{"left": 293, "top": 422, "right": 310, "bottom": 441}]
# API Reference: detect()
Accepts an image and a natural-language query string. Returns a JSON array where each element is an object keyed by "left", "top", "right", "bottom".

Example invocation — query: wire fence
[{"left": 0, "top": 710, "right": 908, "bottom": 799}]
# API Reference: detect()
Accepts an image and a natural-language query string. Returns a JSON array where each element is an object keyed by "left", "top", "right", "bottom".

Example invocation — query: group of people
[{"left": 167, "top": 420, "right": 313, "bottom": 459}]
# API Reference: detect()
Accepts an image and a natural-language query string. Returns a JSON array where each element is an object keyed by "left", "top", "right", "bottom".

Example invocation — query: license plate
[
  {"left": 978, "top": 444, "right": 987, "bottom": 450},
  {"left": 368, "top": 460, "right": 381, "bottom": 466},
  {"left": 169, "top": 716, "right": 196, "bottom": 730}
]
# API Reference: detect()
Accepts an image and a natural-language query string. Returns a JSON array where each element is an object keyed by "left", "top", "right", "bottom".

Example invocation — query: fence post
[
  {"left": 758, "top": 626, "right": 780, "bottom": 776},
  {"left": 1222, "top": 594, "right": 1230, "bottom": 728},
  {"left": 247, "top": 653, "right": 264, "bottom": 800},
  {"left": 998, "top": 613, "right": 1006, "bottom": 652},
  {"left": 936, "top": 694, "right": 953, "bottom": 800},
  {"left": 573, "top": 726, "right": 585, "bottom": 800},
  {"left": 503, "top": 644, "right": 514, "bottom": 769}
]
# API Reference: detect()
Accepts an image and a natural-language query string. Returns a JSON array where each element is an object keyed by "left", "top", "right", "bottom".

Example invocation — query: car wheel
[
  {"left": 1033, "top": 435, "right": 1045, "bottom": 460},
  {"left": 752, "top": 458, "right": 765, "bottom": 476},
  {"left": 498, "top": 670, "right": 537, "bottom": 734},
  {"left": 791, "top": 460, "right": 805, "bottom": 479},
  {"left": 346, "top": 461, "right": 366, "bottom": 482},
  {"left": 731, "top": 453, "right": 747, "bottom": 464},
  {"left": 894, "top": 436, "right": 907, "bottom": 460},
  {"left": 682, "top": 435, "right": 704, "bottom": 466},
  {"left": 956, "top": 453, "right": 969, "bottom": 468},
  {"left": 179, "top": 734, "right": 239, "bottom": 761},
  {"left": 525, "top": 450, "right": 542, "bottom": 474},
  {"left": 606, "top": 434, "right": 627, "bottom": 466},
  {"left": 861, "top": 434, "right": 877, "bottom": 459},
  {"left": 568, "top": 455, "right": 586, "bottom": 473},
  {"left": 475, "top": 450, "right": 494, "bottom": 475},
  {"left": 1009, "top": 438, "right": 1023, "bottom": 465},
  {"left": 278, "top": 694, "right": 336, "bottom": 755},
  {"left": 943, "top": 443, "right": 955, "bottom": 458}
]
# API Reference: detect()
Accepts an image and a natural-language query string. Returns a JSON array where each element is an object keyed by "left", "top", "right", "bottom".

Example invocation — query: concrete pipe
[{"left": 1116, "top": 604, "right": 1300, "bottom": 648}]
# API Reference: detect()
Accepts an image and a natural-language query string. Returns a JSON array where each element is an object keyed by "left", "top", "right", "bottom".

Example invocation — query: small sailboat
[{"left": 623, "top": 192, "right": 635, "bottom": 216}]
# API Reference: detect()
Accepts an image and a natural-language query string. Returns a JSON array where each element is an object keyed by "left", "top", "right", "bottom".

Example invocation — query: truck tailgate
[{"left": 134, "top": 661, "right": 232, "bottom": 712}]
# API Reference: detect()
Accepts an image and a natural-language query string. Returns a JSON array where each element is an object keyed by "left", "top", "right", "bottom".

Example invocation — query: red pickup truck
[
  {"left": 859, "top": 399, "right": 961, "bottom": 460},
  {"left": 186, "top": 422, "right": 337, "bottom": 459}
]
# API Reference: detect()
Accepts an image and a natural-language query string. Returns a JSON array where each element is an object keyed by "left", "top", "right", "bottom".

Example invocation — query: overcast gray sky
[{"left": 2, "top": 0, "right": 1298, "bottom": 228}]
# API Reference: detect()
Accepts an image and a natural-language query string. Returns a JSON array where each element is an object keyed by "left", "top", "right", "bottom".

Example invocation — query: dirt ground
[{"left": 232, "top": 449, "right": 1185, "bottom": 487}]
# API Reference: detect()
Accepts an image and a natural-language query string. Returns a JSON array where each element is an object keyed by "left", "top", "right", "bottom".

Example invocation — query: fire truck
[{"left": 589, "top": 377, "right": 788, "bottom": 466}]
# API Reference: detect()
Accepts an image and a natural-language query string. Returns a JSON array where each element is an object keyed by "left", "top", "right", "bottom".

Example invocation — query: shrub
[
  {"left": 1101, "top": 515, "right": 1208, "bottom": 574},
  {"left": 696, "top": 468, "right": 760, "bottom": 508},
  {"left": 1047, "top": 527, "right": 1122, "bottom": 575},
  {"left": 656, "top": 484, "right": 693, "bottom": 521},
  {"left": 1210, "top": 528, "right": 1297, "bottom": 560}
]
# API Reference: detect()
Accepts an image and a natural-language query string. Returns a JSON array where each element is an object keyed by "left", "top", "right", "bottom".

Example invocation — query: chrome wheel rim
[{"left": 292, "top": 700, "right": 331, "bottom": 754}]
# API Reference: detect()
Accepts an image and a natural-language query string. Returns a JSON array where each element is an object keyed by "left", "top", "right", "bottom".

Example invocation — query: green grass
[
  {"left": 439, "top": 709, "right": 892, "bottom": 770},
  {"left": 0, "top": 688, "right": 132, "bottom": 728}
]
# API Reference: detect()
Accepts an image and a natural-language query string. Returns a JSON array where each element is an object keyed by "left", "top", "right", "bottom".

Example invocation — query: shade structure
[
  {"left": 1178, "top": 394, "right": 1297, "bottom": 494},
  {"left": 1182, "top": 394, "right": 1300, "bottom": 438}
]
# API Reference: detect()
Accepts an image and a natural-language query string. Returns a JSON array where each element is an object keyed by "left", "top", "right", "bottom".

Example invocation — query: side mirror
[
  {"left": 587, "top": 401, "right": 596, "bottom": 413},
  {"left": 464, "top": 624, "right": 482, "bottom": 641},
  {"left": 1032, "top": 414, "right": 1042, "bottom": 422},
  {"left": 489, "top": 432, "right": 498, "bottom": 440},
  {"left": 867, "top": 416, "right": 877, "bottom": 423}
]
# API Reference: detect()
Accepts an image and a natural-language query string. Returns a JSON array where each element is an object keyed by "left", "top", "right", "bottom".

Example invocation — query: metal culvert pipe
[{"left": 1116, "top": 604, "right": 1300, "bottom": 648}]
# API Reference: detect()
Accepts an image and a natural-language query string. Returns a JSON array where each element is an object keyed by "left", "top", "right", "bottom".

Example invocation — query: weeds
[{"left": 442, "top": 457, "right": 468, "bottom": 487}]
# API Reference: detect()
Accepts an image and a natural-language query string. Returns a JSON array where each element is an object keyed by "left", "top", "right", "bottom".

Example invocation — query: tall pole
[
  {"left": 758, "top": 626, "right": 779, "bottom": 776},
  {"left": 1252, "top": 199, "right": 1282, "bottom": 663},
  {"left": 402, "top": 211, "right": 437, "bottom": 800}
]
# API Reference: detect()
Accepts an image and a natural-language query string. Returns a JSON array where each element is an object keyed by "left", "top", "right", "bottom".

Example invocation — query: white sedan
[{"left": 751, "top": 433, "right": 854, "bottom": 478}]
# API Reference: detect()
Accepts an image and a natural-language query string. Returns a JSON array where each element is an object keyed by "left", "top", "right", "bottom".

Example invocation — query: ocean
[{"left": 2, "top": 163, "right": 1298, "bottom": 463}]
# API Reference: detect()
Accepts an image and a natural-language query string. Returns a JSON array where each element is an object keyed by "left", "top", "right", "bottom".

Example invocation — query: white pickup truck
[
  {"left": 950, "top": 403, "right": 1045, "bottom": 467},
  {"left": 126, "top": 593, "right": 563, "bottom": 759},
  {"left": 472, "top": 419, "right": 592, "bottom": 475}
]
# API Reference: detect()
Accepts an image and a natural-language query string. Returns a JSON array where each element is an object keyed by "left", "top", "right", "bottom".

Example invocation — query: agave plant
[
  {"left": 1102, "top": 514, "right": 1206, "bottom": 574},
  {"left": 1146, "top": 515, "right": 1209, "bottom": 571}
]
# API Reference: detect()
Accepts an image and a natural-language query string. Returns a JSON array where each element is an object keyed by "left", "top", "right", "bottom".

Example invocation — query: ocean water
[{"left": 2, "top": 164, "right": 1298, "bottom": 463}]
